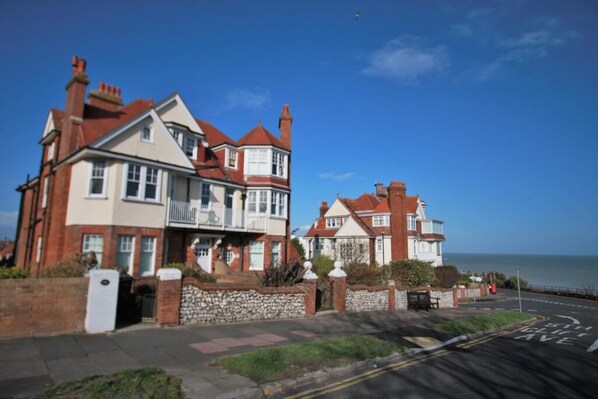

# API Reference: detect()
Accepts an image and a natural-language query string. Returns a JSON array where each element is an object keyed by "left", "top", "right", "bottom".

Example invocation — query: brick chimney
[
  {"left": 278, "top": 104, "right": 292, "bottom": 148},
  {"left": 58, "top": 55, "right": 89, "bottom": 161},
  {"left": 88, "top": 81, "right": 123, "bottom": 111},
  {"left": 387, "top": 181, "right": 408, "bottom": 261},
  {"left": 319, "top": 201, "right": 329, "bottom": 218}
]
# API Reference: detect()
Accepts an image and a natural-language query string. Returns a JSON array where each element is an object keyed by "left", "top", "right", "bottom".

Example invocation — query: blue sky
[{"left": 1, "top": 1, "right": 597, "bottom": 255}]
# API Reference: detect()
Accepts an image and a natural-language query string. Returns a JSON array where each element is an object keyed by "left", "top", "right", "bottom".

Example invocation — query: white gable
[
  {"left": 42, "top": 111, "right": 56, "bottom": 139},
  {"left": 416, "top": 199, "right": 427, "bottom": 220},
  {"left": 335, "top": 217, "right": 369, "bottom": 237},
  {"left": 155, "top": 94, "right": 204, "bottom": 134},
  {"left": 324, "top": 199, "right": 351, "bottom": 218},
  {"left": 92, "top": 109, "right": 193, "bottom": 169}
]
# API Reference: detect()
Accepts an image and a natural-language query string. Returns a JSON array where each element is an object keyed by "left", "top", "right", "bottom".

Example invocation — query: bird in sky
[{"left": 355, "top": 11, "right": 360, "bottom": 20}]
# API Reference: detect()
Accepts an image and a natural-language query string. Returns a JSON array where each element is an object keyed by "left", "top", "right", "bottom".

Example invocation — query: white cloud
[
  {"left": 0, "top": 211, "right": 17, "bottom": 226},
  {"left": 467, "top": 19, "right": 580, "bottom": 82},
  {"left": 362, "top": 36, "right": 448, "bottom": 84},
  {"left": 451, "top": 24, "right": 473, "bottom": 37},
  {"left": 224, "top": 88, "right": 271, "bottom": 111},
  {"left": 317, "top": 172, "right": 356, "bottom": 181}
]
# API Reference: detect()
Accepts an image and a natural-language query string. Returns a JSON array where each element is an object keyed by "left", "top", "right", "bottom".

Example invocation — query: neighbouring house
[
  {"left": 303, "top": 182, "right": 445, "bottom": 266},
  {"left": 14, "top": 55, "right": 296, "bottom": 277},
  {"left": 0, "top": 241, "right": 14, "bottom": 265}
]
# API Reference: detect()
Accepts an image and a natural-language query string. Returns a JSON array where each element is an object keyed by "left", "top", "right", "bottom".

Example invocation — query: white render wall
[{"left": 66, "top": 160, "right": 167, "bottom": 228}]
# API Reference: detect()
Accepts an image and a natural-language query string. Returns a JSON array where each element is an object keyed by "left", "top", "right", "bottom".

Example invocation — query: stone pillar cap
[{"left": 157, "top": 268, "right": 182, "bottom": 281}]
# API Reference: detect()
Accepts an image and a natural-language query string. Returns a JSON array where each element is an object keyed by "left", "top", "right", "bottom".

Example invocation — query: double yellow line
[{"left": 286, "top": 316, "right": 546, "bottom": 399}]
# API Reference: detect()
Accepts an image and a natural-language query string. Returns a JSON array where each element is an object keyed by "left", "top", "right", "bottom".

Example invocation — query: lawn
[
  {"left": 37, "top": 367, "right": 182, "bottom": 399},
  {"left": 218, "top": 335, "right": 405, "bottom": 384},
  {"left": 433, "top": 311, "right": 533, "bottom": 335}
]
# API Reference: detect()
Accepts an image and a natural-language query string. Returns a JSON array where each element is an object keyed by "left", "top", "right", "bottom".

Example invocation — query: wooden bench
[{"left": 407, "top": 291, "right": 440, "bottom": 311}]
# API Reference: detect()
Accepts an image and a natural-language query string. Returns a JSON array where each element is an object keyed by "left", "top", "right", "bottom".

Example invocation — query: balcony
[
  {"left": 167, "top": 199, "right": 266, "bottom": 232},
  {"left": 421, "top": 219, "right": 444, "bottom": 235}
]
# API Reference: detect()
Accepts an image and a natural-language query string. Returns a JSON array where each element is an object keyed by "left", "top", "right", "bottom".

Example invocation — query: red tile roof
[
  {"left": 237, "top": 124, "right": 288, "bottom": 150},
  {"left": 406, "top": 196, "right": 419, "bottom": 214},
  {"left": 197, "top": 119, "right": 235, "bottom": 147},
  {"left": 81, "top": 99, "right": 152, "bottom": 146}
]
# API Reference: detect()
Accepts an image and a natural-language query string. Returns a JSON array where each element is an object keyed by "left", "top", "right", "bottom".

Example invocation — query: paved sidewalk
[{"left": 0, "top": 306, "right": 497, "bottom": 399}]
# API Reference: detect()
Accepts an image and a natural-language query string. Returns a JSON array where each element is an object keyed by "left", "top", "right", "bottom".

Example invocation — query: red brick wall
[
  {"left": 156, "top": 278, "right": 182, "bottom": 325},
  {"left": 63, "top": 225, "right": 165, "bottom": 276},
  {"left": 0, "top": 278, "right": 88, "bottom": 338}
]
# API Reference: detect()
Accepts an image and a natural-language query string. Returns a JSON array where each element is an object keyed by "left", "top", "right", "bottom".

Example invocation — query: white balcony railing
[
  {"left": 167, "top": 199, "right": 266, "bottom": 232},
  {"left": 421, "top": 219, "right": 444, "bottom": 235}
]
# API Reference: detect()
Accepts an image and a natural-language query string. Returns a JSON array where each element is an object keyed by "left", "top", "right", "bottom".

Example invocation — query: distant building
[
  {"left": 0, "top": 241, "right": 14, "bottom": 264},
  {"left": 15, "top": 56, "right": 296, "bottom": 276},
  {"left": 303, "top": 182, "right": 445, "bottom": 266}
]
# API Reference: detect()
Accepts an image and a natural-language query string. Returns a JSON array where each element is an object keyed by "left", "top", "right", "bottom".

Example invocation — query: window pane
[
  {"left": 139, "top": 236, "right": 155, "bottom": 275},
  {"left": 82, "top": 234, "right": 103, "bottom": 267},
  {"left": 126, "top": 164, "right": 140, "bottom": 197},
  {"left": 201, "top": 184, "right": 210, "bottom": 210}
]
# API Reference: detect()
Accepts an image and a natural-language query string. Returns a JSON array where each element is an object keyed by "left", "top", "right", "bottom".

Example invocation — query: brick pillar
[
  {"left": 388, "top": 280, "right": 396, "bottom": 310},
  {"left": 303, "top": 261, "right": 318, "bottom": 317},
  {"left": 304, "top": 280, "right": 317, "bottom": 317},
  {"left": 330, "top": 276, "right": 347, "bottom": 314},
  {"left": 329, "top": 261, "right": 347, "bottom": 314},
  {"left": 156, "top": 268, "right": 182, "bottom": 326}
]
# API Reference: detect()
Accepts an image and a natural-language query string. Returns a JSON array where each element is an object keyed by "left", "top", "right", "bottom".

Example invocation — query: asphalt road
[{"left": 286, "top": 290, "right": 598, "bottom": 398}]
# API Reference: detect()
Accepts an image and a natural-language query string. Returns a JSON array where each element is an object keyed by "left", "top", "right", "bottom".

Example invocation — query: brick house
[
  {"left": 303, "top": 181, "right": 445, "bottom": 266},
  {"left": 14, "top": 56, "right": 295, "bottom": 277}
]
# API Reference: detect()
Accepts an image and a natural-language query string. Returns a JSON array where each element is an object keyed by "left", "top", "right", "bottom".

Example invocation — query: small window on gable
[
  {"left": 141, "top": 126, "right": 152, "bottom": 142},
  {"left": 47, "top": 142, "right": 55, "bottom": 162},
  {"left": 184, "top": 136, "right": 197, "bottom": 158},
  {"left": 227, "top": 149, "right": 238, "bottom": 169}
]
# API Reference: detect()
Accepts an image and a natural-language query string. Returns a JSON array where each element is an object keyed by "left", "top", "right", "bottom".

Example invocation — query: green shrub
[
  {"left": 261, "top": 260, "right": 304, "bottom": 287},
  {"left": 345, "top": 262, "right": 386, "bottom": 286},
  {"left": 489, "top": 271, "right": 507, "bottom": 287},
  {"left": 433, "top": 265, "right": 459, "bottom": 288},
  {"left": 389, "top": 259, "right": 435, "bottom": 288},
  {"left": 163, "top": 262, "right": 216, "bottom": 283},
  {"left": 0, "top": 266, "right": 29, "bottom": 279},
  {"left": 42, "top": 255, "right": 87, "bottom": 278},
  {"left": 457, "top": 274, "right": 471, "bottom": 287},
  {"left": 312, "top": 255, "right": 335, "bottom": 277},
  {"left": 503, "top": 275, "right": 529, "bottom": 289}
]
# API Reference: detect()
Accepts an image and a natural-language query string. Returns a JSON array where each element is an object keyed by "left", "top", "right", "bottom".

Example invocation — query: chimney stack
[
  {"left": 278, "top": 104, "right": 292, "bottom": 149},
  {"left": 88, "top": 81, "right": 123, "bottom": 111},
  {"left": 387, "top": 181, "right": 408, "bottom": 261},
  {"left": 375, "top": 182, "right": 386, "bottom": 197},
  {"left": 319, "top": 201, "right": 329, "bottom": 218},
  {"left": 59, "top": 55, "right": 89, "bottom": 161}
]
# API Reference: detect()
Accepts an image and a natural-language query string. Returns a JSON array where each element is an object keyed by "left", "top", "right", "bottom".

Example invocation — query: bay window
[
  {"left": 249, "top": 240, "right": 264, "bottom": 270},
  {"left": 82, "top": 234, "right": 103, "bottom": 267},
  {"left": 373, "top": 215, "right": 390, "bottom": 227}
]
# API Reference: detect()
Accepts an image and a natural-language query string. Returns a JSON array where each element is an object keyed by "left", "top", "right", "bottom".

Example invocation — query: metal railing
[
  {"left": 524, "top": 284, "right": 597, "bottom": 298},
  {"left": 167, "top": 199, "right": 266, "bottom": 232}
]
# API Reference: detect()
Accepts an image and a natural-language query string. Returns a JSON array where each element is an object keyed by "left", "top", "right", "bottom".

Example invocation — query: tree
[{"left": 290, "top": 237, "right": 305, "bottom": 259}]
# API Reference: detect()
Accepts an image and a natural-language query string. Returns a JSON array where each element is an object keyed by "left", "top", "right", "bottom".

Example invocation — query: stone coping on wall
[
  {"left": 347, "top": 284, "right": 391, "bottom": 292},
  {"left": 182, "top": 277, "right": 308, "bottom": 295}
]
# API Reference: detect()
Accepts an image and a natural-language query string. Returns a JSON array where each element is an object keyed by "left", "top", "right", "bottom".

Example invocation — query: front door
[{"left": 195, "top": 238, "right": 211, "bottom": 273}]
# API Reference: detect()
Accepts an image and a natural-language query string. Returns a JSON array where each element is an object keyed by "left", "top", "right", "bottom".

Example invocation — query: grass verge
[
  {"left": 218, "top": 335, "right": 404, "bottom": 384},
  {"left": 37, "top": 367, "right": 182, "bottom": 399},
  {"left": 434, "top": 311, "right": 533, "bottom": 335}
]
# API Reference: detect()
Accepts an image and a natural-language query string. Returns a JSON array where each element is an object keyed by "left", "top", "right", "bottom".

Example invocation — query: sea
[{"left": 443, "top": 253, "right": 598, "bottom": 290}]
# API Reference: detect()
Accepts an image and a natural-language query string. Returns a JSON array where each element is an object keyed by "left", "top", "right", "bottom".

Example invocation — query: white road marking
[
  {"left": 555, "top": 315, "right": 580, "bottom": 325},
  {"left": 587, "top": 338, "right": 598, "bottom": 353}
]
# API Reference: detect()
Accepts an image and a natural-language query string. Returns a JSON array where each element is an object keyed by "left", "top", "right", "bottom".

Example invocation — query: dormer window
[
  {"left": 226, "top": 149, "right": 238, "bottom": 169},
  {"left": 47, "top": 142, "right": 55, "bottom": 162},
  {"left": 184, "top": 136, "right": 197, "bottom": 158},
  {"left": 326, "top": 217, "right": 343, "bottom": 228},
  {"left": 407, "top": 215, "right": 417, "bottom": 230},
  {"left": 141, "top": 126, "right": 153, "bottom": 142},
  {"left": 373, "top": 215, "right": 390, "bottom": 227}
]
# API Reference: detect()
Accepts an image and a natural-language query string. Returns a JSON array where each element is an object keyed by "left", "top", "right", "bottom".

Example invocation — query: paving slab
[
  {"left": 0, "top": 375, "right": 53, "bottom": 399},
  {"left": 46, "top": 356, "right": 100, "bottom": 383}
]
